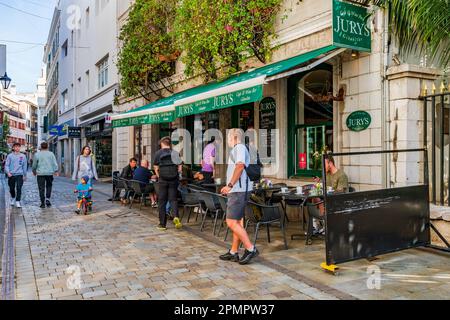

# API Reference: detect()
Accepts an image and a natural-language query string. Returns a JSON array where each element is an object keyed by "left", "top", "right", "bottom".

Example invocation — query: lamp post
[{"left": 0, "top": 72, "right": 11, "bottom": 90}]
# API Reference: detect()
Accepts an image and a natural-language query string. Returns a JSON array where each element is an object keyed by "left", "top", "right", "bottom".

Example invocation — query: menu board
[{"left": 259, "top": 97, "right": 276, "bottom": 163}]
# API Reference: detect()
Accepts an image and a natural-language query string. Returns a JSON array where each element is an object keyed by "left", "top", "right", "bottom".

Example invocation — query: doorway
[
  {"left": 232, "top": 103, "right": 255, "bottom": 132},
  {"left": 288, "top": 65, "right": 334, "bottom": 177}
]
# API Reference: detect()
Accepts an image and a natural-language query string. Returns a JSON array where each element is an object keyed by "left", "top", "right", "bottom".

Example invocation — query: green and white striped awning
[{"left": 111, "top": 45, "right": 343, "bottom": 128}]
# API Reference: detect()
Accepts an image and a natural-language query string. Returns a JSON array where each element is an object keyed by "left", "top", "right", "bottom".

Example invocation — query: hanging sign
[
  {"left": 346, "top": 110, "right": 371, "bottom": 132},
  {"left": 333, "top": 0, "right": 371, "bottom": 52},
  {"left": 259, "top": 97, "right": 276, "bottom": 162}
]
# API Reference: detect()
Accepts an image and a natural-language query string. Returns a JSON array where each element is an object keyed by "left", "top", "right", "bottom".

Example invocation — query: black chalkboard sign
[{"left": 259, "top": 97, "right": 276, "bottom": 162}]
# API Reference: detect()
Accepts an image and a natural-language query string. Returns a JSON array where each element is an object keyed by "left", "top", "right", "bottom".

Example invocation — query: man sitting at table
[
  {"left": 312, "top": 156, "right": 349, "bottom": 233},
  {"left": 133, "top": 160, "right": 157, "bottom": 207}
]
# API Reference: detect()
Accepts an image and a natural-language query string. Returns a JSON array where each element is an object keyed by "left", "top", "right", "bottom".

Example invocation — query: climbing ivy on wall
[
  {"left": 117, "top": 0, "right": 179, "bottom": 100},
  {"left": 118, "top": 0, "right": 285, "bottom": 100}
]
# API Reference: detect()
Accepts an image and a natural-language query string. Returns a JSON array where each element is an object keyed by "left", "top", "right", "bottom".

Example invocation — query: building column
[{"left": 386, "top": 64, "right": 442, "bottom": 187}]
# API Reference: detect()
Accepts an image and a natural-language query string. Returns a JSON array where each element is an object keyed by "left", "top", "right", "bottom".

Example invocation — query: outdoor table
[{"left": 253, "top": 186, "right": 284, "bottom": 203}]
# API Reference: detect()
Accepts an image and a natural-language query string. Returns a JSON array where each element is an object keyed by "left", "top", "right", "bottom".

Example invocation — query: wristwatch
[{"left": 227, "top": 183, "right": 234, "bottom": 188}]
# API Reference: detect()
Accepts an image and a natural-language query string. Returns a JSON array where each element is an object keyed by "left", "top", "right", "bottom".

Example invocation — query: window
[
  {"left": 62, "top": 90, "right": 69, "bottom": 111},
  {"left": 97, "top": 56, "right": 109, "bottom": 89},
  {"left": 62, "top": 40, "right": 68, "bottom": 57}
]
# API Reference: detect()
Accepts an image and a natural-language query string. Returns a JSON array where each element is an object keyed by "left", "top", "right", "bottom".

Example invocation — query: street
[{"left": 0, "top": 173, "right": 448, "bottom": 300}]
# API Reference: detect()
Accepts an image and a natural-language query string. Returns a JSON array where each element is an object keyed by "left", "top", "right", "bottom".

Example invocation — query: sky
[{"left": 0, "top": 0, "right": 58, "bottom": 93}]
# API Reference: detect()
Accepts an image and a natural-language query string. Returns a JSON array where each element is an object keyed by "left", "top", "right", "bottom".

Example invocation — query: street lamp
[{"left": 0, "top": 72, "right": 12, "bottom": 90}]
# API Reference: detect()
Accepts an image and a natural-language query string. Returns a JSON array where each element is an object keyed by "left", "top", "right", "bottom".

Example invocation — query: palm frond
[{"left": 372, "top": 0, "right": 450, "bottom": 68}]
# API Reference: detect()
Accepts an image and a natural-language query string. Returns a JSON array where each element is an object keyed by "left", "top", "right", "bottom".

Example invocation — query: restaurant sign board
[
  {"left": 333, "top": 0, "right": 371, "bottom": 52},
  {"left": 175, "top": 85, "right": 263, "bottom": 118},
  {"left": 346, "top": 110, "right": 371, "bottom": 132},
  {"left": 112, "top": 111, "right": 175, "bottom": 128}
]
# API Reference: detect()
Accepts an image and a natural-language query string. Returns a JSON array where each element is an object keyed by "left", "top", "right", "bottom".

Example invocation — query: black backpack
[
  {"left": 245, "top": 145, "right": 263, "bottom": 182},
  {"left": 158, "top": 151, "right": 179, "bottom": 181},
  {"left": 231, "top": 144, "right": 263, "bottom": 183}
]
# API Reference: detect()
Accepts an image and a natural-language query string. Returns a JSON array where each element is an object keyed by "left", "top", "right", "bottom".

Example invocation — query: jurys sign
[
  {"left": 112, "top": 111, "right": 175, "bottom": 128},
  {"left": 333, "top": 0, "right": 371, "bottom": 52},
  {"left": 346, "top": 111, "right": 371, "bottom": 132},
  {"left": 175, "top": 85, "right": 263, "bottom": 118}
]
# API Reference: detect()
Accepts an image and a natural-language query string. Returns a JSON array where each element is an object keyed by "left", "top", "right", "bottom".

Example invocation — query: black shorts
[{"left": 226, "top": 192, "right": 249, "bottom": 221}]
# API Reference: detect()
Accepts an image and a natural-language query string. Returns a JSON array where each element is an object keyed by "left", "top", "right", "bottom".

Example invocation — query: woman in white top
[{"left": 72, "top": 146, "right": 99, "bottom": 183}]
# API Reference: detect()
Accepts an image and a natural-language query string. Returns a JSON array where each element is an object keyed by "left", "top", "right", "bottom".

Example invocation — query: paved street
[{"left": 2, "top": 174, "right": 450, "bottom": 300}]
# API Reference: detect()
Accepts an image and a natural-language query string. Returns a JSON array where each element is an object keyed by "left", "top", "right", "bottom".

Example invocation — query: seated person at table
[
  {"left": 314, "top": 156, "right": 349, "bottom": 193},
  {"left": 121, "top": 158, "right": 138, "bottom": 180},
  {"left": 133, "top": 160, "right": 157, "bottom": 207},
  {"left": 312, "top": 156, "right": 349, "bottom": 233}
]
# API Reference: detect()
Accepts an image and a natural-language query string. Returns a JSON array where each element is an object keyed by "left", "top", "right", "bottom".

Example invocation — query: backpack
[
  {"left": 158, "top": 151, "right": 179, "bottom": 181},
  {"left": 245, "top": 145, "right": 263, "bottom": 182},
  {"left": 230, "top": 144, "right": 263, "bottom": 185}
]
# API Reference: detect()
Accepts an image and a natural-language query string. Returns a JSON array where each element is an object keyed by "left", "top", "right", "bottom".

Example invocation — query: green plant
[
  {"left": 370, "top": 0, "right": 450, "bottom": 68},
  {"left": 176, "top": 0, "right": 283, "bottom": 81},
  {"left": 0, "top": 114, "right": 10, "bottom": 154},
  {"left": 117, "top": 0, "right": 179, "bottom": 101}
]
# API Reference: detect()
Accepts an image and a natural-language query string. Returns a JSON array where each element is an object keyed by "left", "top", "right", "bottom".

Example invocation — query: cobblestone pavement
[{"left": 6, "top": 174, "right": 450, "bottom": 300}]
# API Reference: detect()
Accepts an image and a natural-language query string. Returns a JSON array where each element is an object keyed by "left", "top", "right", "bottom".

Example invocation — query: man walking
[
  {"left": 32, "top": 142, "right": 59, "bottom": 208},
  {"left": 153, "top": 137, "right": 182, "bottom": 231},
  {"left": 5, "top": 143, "right": 28, "bottom": 208},
  {"left": 220, "top": 129, "right": 259, "bottom": 265}
]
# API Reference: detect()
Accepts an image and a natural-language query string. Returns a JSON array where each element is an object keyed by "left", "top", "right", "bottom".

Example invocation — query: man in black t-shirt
[
  {"left": 153, "top": 137, "right": 182, "bottom": 231},
  {"left": 133, "top": 160, "right": 152, "bottom": 186}
]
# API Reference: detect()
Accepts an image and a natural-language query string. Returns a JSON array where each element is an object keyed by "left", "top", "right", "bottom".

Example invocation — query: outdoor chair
[
  {"left": 113, "top": 177, "right": 129, "bottom": 203},
  {"left": 197, "top": 191, "right": 223, "bottom": 235},
  {"left": 246, "top": 201, "right": 288, "bottom": 250},
  {"left": 215, "top": 194, "right": 228, "bottom": 237},
  {"left": 304, "top": 201, "right": 326, "bottom": 246},
  {"left": 179, "top": 187, "right": 202, "bottom": 223},
  {"left": 129, "top": 180, "right": 154, "bottom": 210}
]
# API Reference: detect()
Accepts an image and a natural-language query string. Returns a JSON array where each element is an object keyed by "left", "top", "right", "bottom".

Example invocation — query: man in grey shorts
[{"left": 220, "top": 129, "right": 259, "bottom": 265}]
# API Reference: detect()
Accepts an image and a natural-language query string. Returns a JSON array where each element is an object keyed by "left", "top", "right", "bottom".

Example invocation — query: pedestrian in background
[
  {"left": 32, "top": 142, "right": 59, "bottom": 209},
  {"left": 153, "top": 136, "right": 183, "bottom": 231},
  {"left": 5, "top": 142, "right": 28, "bottom": 208},
  {"left": 72, "top": 146, "right": 98, "bottom": 183}
]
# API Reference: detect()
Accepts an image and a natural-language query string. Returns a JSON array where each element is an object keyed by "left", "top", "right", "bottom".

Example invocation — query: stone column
[{"left": 386, "top": 64, "right": 442, "bottom": 187}]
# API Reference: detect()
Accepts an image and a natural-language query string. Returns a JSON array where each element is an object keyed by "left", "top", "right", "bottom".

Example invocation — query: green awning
[
  {"left": 111, "top": 45, "right": 338, "bottom": 127},
  {"left": 174, "top": 45, "right": 338, "bottom": 117}
]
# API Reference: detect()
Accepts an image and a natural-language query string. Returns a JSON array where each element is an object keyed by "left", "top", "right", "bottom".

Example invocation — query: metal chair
[
  {"left": 179, "top": 186, "right": 202, "bottom": 223},
  {"left": 246, "top": 201, "right": 288, "bottom": 250},
  {"left": 304, "top": 201, "right": 326, "bottom": 246},
  {"left": 216, "top": 194, "right": 228, "bottom": 237},
  {"left": 129, "top": 180, "right": 154, "bottom": 210},
  {"left": 197, "top": 191, "right": 223, "bottom": 235}
]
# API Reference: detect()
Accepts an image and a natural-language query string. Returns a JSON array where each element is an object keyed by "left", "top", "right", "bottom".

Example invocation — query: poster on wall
[{"left": 259, "top": 97, "right": 276, "bottom": 164}]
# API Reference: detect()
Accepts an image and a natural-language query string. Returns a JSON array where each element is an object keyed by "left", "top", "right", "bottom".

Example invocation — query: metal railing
[{"left": 421, "top": 91, "right": 450, "bottom": 206}]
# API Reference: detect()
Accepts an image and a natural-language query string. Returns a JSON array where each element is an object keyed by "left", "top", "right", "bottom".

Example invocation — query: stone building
[{"left": 111, "top": 0, "right": 448, "bottom": 196}]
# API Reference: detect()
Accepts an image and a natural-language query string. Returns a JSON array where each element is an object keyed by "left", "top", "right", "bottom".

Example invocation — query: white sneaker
[
  {"left": 10, "top": 198, "right": 16, "bottom": 207},
  {"left": 16, "top": 201, "right": 22, "bottom": 208}
]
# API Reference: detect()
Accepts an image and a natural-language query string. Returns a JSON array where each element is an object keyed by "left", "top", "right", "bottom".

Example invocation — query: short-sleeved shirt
[
  {"left": 227, "top": 144, "right": 253, "bottom": 193},
  {"left": 202, "top": 143, "right": 216, "bottom": 173},
  {"left": 133, "top": 167, "right": 152, "bottom": 185},
  {"left": 153, "top": 148, "right": 182, "bottom": 167},
  {"left": 326, "top": 169, "right": 349, "bottom": 192}
]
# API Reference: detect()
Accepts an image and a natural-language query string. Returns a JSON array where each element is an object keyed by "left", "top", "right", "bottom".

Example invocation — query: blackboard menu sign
[{"left": 259, "top": 97, "right": 276, "bottom": 163}]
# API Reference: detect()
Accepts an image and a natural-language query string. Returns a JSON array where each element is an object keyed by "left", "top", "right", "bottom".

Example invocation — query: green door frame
[{"left": 287, "top": 64, "right": 333, "bottom": 178}]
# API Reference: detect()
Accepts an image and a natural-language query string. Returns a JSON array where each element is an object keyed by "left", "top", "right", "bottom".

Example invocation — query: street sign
[
  {"left": 333, "top": 0, "right": 371, "bottom": 52},
  {"left": 68, "top": 127, "right": 81, "bottom": 138}
]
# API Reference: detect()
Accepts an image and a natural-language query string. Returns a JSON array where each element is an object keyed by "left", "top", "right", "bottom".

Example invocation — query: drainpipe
[{"left": 381, "top": 6, "right": 390, "bottom": 188}]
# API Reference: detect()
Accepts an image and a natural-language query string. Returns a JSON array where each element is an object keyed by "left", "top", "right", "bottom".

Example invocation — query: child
[{"left": 74, "top": 176, "right": 93, "bottom": 215}]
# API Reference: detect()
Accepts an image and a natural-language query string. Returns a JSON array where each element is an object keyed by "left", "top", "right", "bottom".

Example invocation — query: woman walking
[{"left": 72, "top": 146, "right": 98, "bottom": 183}]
